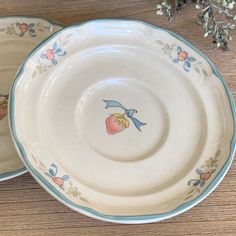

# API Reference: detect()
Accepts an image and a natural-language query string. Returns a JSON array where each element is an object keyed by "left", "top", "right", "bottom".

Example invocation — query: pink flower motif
[
  {"left": 173, "top": 46, "right": 196, "bottom": 72},
  {"left": 15, "top": 22, "right": 36, "bottom": 37},
  {"left": 40, "top": 42, "right": 67, "bottom": 65},
  {"left": 178, "top": 51, "right": 188, "bottom": 61},
  {"left": 19, "top": 23, "right": 29, "bottom": 33},
  {"left": 45, "top": 49, "right": 55, "bottom": 60}
]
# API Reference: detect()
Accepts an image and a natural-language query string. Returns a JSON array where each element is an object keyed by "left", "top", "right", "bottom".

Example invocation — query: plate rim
[
  {"left": 8, "top": 19, "right": 236, "bottom": 223},
  {"left": 0, "top": 15, "right": 63, "bottom": 181}
]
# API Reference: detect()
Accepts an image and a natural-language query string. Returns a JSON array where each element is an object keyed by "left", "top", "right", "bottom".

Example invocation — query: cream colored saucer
[
  {"left": 9, "top": 19, "right": 236, "bottom": 223},
  {"left": 0, "top": 16, "right": 62, "bottom": 181}
]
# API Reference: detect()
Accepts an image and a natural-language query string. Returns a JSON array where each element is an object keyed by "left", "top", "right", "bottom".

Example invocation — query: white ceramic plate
[
  {"left": 9, "top": 19, "right": 236, "bottom": 223},
  {"left": 0, "top": 16, "right": 62, "bottom": 181}
]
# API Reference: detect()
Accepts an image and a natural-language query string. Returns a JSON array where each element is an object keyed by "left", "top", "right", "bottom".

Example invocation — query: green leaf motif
[{"left": 28, "top": 23, "right": 35, "bottom": 28}]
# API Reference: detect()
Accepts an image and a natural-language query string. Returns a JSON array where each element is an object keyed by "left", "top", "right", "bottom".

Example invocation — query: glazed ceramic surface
[
  {"left": 9, "top": 19, "right": 236, "bottom": 223},
  {"left": 0, "top": 16, "right": 62, "bottom": 181}
]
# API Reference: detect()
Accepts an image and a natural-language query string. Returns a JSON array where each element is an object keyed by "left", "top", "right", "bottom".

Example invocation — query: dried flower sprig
[{"left": 156, "top": 0, "right": 236, "bottom": 50}]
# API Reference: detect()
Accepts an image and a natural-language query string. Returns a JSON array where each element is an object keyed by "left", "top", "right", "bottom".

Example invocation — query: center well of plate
[
  {"left": 36, "top": 43, "right": 207, "bottom": 196},
  {"left": 77, "top": 79, "right": 169, "bottom": 162}
]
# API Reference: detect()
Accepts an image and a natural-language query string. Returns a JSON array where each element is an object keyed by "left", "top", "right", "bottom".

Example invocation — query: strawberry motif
[
  {"left": 105, "top": 113, "right": 129, "bottom": 135},
  {"left": 103, "top": 100, "right": 146, "bottom": 135}
]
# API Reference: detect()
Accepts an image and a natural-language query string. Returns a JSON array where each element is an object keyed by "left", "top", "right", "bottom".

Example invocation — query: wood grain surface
[{"left": 0, "top": 1, "right": 236, "bottom": 235}]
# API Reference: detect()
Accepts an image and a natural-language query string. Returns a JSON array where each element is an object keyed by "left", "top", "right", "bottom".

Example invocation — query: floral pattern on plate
[
  {"left": 173, "top": 46, "right": 196, "bottom": 72},
  {"left": 33, "top": 42, "right": 67, "bottom": 76},
  {"left": 31, "top": 155, "right": 88, "bottom": 202},
  {"left": 156, "top": 40, "right": 209, "bottom": 78},
  {"left": 40, "top": 42, "right": 67, "bottom": 65},
  {"left": 185, "top": 149, "right": 220, "bottom": 200},
  {"left": 0, "top": 21, "right": 53, "bottom": 37},
  {"left": 45, "top": 164, "right": 70, "bottom": 189}
]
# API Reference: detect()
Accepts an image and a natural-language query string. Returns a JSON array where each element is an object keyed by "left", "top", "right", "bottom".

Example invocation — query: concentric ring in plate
[
  {"left": 9, "top": 19, "right": 236, "bottom": 223},
  {"left": 0, "top": 16, "right": 62, "bottom": 181}
]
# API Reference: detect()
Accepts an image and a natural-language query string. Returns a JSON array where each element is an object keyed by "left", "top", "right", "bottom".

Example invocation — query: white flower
[
  {"left": 228, "top": 2, "right": 234, "bottom": 10},
  {"left": 156, "top": 10, "right": 164, "bottom": 15},
  {"left": 195, "top": 4, "right": 200, "bottom": 10},
  {"left": 156, "top": 4, "right": 163, "bottom": 15}
]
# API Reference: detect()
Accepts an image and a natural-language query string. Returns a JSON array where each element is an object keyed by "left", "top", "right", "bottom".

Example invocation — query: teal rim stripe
[
  {"left": 0, "top": 167, "right": 27, "bottom": 181},
  {"left": 0, "top": 15, "right": 63, "bottom": 181},
  {"left": 8, "top": 19, "right": 236, "bottom": 223}
]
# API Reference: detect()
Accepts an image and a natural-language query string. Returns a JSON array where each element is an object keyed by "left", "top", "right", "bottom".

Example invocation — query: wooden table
[{"left": 0, "top": 1, "right": 236, "bottom": 235}]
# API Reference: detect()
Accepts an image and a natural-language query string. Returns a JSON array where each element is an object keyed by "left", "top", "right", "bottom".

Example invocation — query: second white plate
[{"left": 0, "top": 16, "right": 62, "bottom": 181}]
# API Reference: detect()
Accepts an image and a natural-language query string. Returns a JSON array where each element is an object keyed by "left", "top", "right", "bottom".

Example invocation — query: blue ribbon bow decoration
[{"left": 103, "top": 100, "right": 146, "bottom": 131}]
